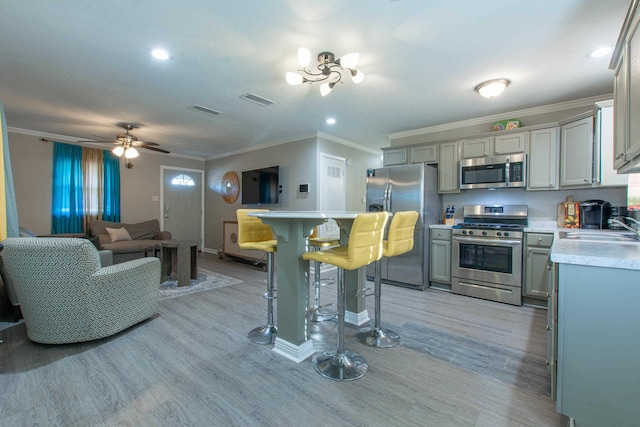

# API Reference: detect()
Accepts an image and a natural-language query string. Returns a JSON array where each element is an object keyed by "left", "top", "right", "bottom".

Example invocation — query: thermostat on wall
[{"left": 299, "top": 183, "right": 309, "bottom": 193}]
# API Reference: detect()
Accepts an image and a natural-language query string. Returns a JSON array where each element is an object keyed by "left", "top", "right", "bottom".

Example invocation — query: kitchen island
[{"left": 550, "top": 232, "right": 640, "bottom": 427}]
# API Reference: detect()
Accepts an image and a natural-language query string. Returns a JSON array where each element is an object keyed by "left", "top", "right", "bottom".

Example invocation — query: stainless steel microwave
[{"left": 459, "top": 153, "right": 526, "bottom": 190}]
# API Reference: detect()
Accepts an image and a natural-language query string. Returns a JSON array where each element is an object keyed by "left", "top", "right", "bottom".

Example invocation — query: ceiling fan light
[
  {"left": 112, "top": 146, "right": 125, "bottom": 157},
  {"left": 124, "top": 147, "right": 139, "bottom": 159},
  {"left": 320, "top": 82, "right": 334, "bottom": 97},
  {"left": 351, "top": 69, "right": 364, "bottom": 84},
  {"left": 286, "top": 71, "right": 304, "bottom": 85},
  {"left": 297, "top": 47, "right": 311, "bottom": 67},
  {"left": 339, "top": 52, "right": 359, "bottom": 68},
  {"left": 475, "top": 79, "right": 510, "bottom": 98}
]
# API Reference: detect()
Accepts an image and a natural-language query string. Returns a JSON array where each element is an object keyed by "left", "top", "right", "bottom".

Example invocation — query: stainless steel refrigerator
[{"left": 365, "top": 163, "right": 441, "bottom": 290}]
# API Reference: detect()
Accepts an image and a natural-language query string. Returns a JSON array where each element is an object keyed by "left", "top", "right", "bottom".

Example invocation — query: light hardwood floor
[{"left": 0, "top": 253, "right": 568, "bottom": 426}]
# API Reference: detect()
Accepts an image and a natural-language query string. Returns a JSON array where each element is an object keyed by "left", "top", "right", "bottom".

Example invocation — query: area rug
[{"left": 159, "top": 268, "right": 242, "bottom": 300}]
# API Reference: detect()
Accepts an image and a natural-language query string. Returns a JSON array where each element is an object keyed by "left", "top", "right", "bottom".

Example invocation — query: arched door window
[{"left": 171, "top": 174, "right": 195, "bottom": 186}]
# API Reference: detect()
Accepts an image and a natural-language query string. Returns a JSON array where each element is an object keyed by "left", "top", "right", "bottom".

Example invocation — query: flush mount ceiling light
[
  {"left": 286, "top": 48, "right": 364, "bottom": 96},
  {"left": 587, "top": 46, "right": 612, "bottom": 58},
  {"left": 151, "top": 48, "right": 170, "bottom": 60},
  {"left": 475, "top": 78, "right": 510, "bottom": 99}
]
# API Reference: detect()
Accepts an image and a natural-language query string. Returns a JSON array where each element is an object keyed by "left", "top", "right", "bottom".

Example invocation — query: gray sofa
[{"left": 88, "top": 219, "right": 171, "bottom": 264}]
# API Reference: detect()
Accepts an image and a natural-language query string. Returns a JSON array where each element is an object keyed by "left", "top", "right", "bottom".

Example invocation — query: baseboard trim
[
  {"left": 346, "top": 309, "right": 370, "bottom": 326},
  {"left": 272, "top": 338, "right": 315, "bottom": 363}
]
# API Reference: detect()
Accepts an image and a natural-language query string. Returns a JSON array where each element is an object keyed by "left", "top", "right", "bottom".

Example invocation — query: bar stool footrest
[
  {"left": 309, "top": 304, "right": 337, "bottom": 322},
  {"left": 313, "top": 350, "right": 368, "bottom": 381}
]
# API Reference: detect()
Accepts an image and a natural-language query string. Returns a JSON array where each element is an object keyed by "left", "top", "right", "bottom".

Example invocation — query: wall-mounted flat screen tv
[{"left": 241, "top": 166, "right": 280, "bottom": 205}]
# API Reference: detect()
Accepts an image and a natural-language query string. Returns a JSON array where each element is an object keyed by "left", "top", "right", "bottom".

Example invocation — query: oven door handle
[{"left": 452, "top": 236, "right": 522, "bottom": 246}]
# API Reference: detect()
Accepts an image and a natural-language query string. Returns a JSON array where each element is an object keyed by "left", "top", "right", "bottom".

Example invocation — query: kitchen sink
[{"left": 557, "top": 230, "right": 640, "bottom": 243}]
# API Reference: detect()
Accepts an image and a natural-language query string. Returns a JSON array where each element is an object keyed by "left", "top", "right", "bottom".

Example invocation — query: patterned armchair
[{"left": 0, "top": 237, "right": 161, "bottom": 344}]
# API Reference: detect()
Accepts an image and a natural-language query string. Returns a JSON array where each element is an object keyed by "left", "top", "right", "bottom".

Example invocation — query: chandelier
[{"left": 285, "top": 48, "right": 364, "bottom": 96}]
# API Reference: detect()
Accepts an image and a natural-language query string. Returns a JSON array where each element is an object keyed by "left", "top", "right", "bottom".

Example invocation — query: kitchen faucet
[{"left": 607, "top": 217, "right": 640, "bottom": 236}]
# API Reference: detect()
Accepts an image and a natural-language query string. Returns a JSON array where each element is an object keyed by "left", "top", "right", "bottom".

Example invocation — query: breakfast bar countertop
[{"left": 550, "top": 230, "right": 640, "bottom": 271}]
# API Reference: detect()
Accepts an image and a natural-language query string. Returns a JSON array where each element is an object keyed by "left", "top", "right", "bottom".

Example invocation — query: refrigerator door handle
[{"left": 386, "top": 184, "right": 392, "bottom": 211}]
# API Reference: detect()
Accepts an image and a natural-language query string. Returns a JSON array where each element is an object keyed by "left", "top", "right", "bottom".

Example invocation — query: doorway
[{"left": 161, "top": 166, "right": 204, "bottom": 249}]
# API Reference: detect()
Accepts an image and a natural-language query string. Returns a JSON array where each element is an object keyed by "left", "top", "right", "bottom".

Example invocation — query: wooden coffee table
[{"left": 159, "top": 240, "right": 198, "bottom": 287}]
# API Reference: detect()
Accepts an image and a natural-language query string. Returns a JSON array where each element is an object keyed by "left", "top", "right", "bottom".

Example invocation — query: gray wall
[
  {"left": 8, "top": 131, "right": 205, "bottom": 235},
  {"left": 204, "top": 135, "right": 382, "bottom": 252}
]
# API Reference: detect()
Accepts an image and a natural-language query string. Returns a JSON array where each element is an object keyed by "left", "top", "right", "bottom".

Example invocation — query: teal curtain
[
  {"left": 51, "top": 142, "right": 83, "bottom": 233},
  {"left": 102, "top": 151, "right": 121, "bottom": 222}
]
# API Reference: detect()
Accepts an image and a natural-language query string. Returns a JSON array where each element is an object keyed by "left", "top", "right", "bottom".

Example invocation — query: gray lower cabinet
[
  {"left": 523, "top": 232, "right": 553, "bottom": 304},
  {"left": 556, "top": 263, "right": 640, "bottom": 426},
  {"left": 429, "top": 228, "right": 451, "bottom": 285}
]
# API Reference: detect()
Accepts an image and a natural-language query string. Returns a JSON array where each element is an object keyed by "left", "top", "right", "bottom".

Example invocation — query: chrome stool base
[
  {"left": 356, "top": 327, "right": 400, "bottom": 348},
  {"left": 248, "top": 324, "right": 278, "bottom": 345},
  {"left": 313, "top": 350, "right": 368, "bottom": 381}
]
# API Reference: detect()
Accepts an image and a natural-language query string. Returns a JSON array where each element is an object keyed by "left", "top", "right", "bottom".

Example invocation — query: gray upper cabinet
[
  {"left": 560, "top": 115, "right": 594, "bottom": 187},
  {"left": 438, "top": 141, "right": 460, "bottom": 193},
  {"left": 461, "top": 137, "right": 491, "bottom": 158},
  {"left": 528, "top": 127, "right": 559, "bottom": 191},
  {"left": 494, "top": 132, "right": 528, "bottom": 155},
  {"left": 383, "top": 148, "right": 407, "bottom": 166},
  {"left": 462, "top": 133, "right": 527, "bottom": 159},
  {"left": 611, "top": 1, "right": 640, "bottom": 173},
  {"left": 409, "top": 145, "right": 438, "bottom": 164}
]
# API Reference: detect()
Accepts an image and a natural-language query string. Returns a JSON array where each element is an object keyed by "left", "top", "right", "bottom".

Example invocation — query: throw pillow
[{"left": 105, "top": 227, "right": 132, "bottom": 243}]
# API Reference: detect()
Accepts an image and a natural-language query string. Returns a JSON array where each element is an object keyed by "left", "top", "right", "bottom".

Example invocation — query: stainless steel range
[{"left": 451, "top": 205, "right": 528, "bottom": 306}]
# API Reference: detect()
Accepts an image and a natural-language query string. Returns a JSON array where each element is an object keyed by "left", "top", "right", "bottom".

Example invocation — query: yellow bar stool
[
  {"left": 308, "top": 227, "right": 340, "bottom": 322},
  {"left": 302, "top": 211, "right": 389, "bottom": 381},
  {"left": 236, "top": 209, "right": 278, "bottom": 345},
  {"left": 356, "top": 210, "right": 419, "bottom": 348}
]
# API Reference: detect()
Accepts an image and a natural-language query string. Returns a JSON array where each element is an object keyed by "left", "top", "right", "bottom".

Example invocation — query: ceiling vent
[
  {"left": 240, "top": 92, "right": 276, "bottom": 107},
  {"left": 189, "top": 104, "right": 222, "bottom": 116}
]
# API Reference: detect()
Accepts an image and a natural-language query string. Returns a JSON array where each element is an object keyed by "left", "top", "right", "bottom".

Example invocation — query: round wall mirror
[{"left": 221, "top": 171, "right": 239, "bottom": 204}]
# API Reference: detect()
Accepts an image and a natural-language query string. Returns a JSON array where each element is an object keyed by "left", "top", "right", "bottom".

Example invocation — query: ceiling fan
[{"left": 80, "top": 123, "right": 170, "bottom": 158}]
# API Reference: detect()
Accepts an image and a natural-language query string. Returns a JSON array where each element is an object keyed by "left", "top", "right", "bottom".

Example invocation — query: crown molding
[
  {"left": 206, "top": 131, "right": 380, "bottom": 160},
  {"left": 386, "top": 94, "right": 612, "bottom": 140}
]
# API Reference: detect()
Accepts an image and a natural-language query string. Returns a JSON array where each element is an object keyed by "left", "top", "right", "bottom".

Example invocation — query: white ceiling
[{"left": 0, "top": 0, "right": 630, "bottom": 159}]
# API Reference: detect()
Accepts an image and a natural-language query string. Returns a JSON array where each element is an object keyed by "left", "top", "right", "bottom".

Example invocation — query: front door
[{"left": 161, "top": 166, "right": 204, "bottom": 249}]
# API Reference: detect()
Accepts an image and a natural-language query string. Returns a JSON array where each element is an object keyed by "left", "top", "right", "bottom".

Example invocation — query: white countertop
[{"left": 551, "top": 229, "right": 640, "bottom": 271}]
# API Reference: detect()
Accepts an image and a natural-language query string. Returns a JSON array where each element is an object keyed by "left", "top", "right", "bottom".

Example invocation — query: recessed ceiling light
[
  {"left": 151, "top": 48, "right": 170, "bottom": 60},
  {"left": 587, "top": 46, "right": 612, "bottom": 59},
  {"left": 326, "top": 118, "right": 336, "bottom": 125}
]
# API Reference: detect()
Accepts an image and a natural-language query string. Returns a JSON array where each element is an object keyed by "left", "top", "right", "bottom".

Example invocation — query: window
[
  {"left": 171, "top": 174, "right": 195, "bottom": 186},
  {"left": 51, "top": 142, "right": 120, "bottom": 233}
]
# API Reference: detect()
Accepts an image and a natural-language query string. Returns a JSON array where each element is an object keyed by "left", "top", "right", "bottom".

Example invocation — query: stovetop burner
[
  {"left": 454, "top": 223, "right": 525, "bottom": 231},
  {"left": 452, "top": 205, "right": 528, "bottom": 238}
]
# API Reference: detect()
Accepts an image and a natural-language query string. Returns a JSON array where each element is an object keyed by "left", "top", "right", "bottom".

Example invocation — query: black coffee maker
[{"left": 579, "top": 200, "right": 612, "bottom": 229}]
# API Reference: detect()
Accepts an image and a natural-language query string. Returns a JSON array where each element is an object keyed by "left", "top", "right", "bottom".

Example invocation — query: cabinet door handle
[{"left": 546, "top": 325, "right": 551, "bottom": 331}]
